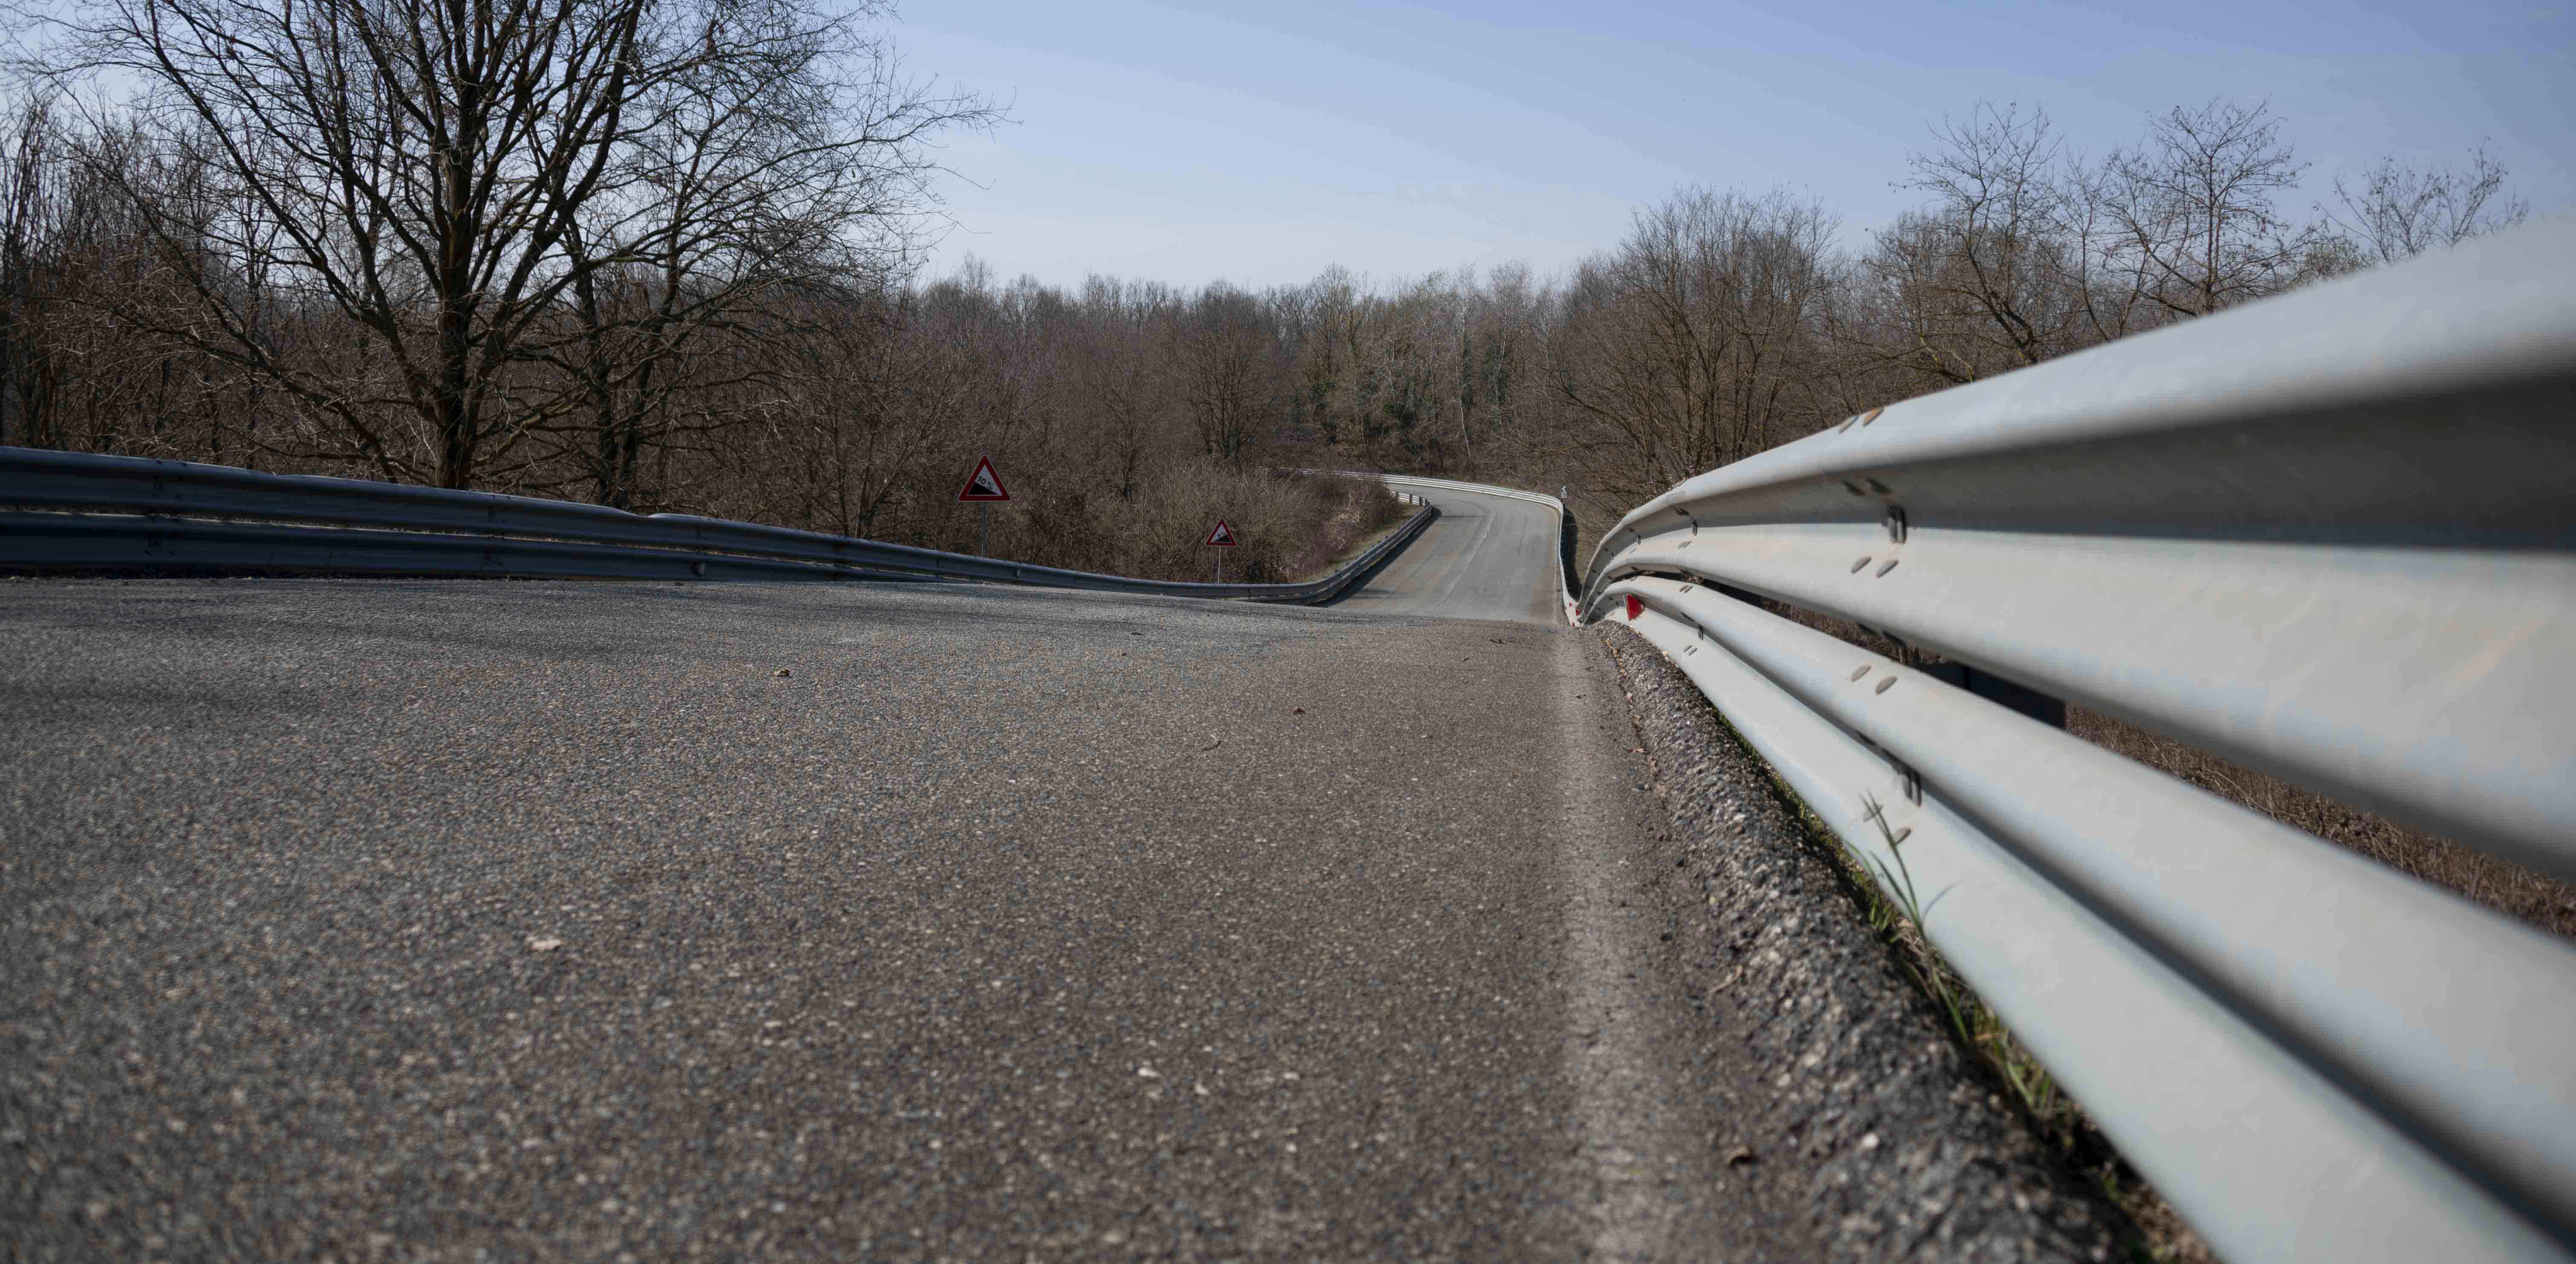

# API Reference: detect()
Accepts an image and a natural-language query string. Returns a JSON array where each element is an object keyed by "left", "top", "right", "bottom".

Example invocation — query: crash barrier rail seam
[
  {"left": 0, "top": 451, "right": 1437, "bottom": 604},
  {"left": 1576, "top": 220, "right": 2576, "bottom": 1264}
]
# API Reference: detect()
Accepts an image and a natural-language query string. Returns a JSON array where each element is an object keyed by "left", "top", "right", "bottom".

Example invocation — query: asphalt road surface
[
  {"left": 1327, "top": 485, "right": 1564, "bottom": 625},
  {"left": 1, "top": 489, "right": 1809, "bottom": 1261}
]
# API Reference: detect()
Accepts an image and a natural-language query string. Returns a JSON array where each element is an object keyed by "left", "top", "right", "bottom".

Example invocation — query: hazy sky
[{"left": 895, "top": 0, "right": 2575, "bottom": 291}]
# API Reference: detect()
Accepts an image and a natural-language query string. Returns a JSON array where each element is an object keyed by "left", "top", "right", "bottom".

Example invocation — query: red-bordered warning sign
[
  {"left": 956, "top": 456, "right": 1011, "bottom": 502},
  {"left": 1204, "top": 519, "right": 1239, "bottom": 547}
]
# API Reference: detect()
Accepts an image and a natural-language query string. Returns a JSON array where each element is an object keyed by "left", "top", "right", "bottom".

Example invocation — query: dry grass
[
  {"left": 991, "top": 461, "right": 1388, "bottom": 585},
  {"left": 1754, "top": 740, "right": 2215, "bottom": 1264},
  {"left": 1280, "top": 479, "right": 1408, "bottom": 581}
]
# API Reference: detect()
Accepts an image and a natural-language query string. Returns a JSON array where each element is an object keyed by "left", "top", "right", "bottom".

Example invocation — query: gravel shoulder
[{"left": 1596, "top": 622, "right": 2136, "bottom": 1264}]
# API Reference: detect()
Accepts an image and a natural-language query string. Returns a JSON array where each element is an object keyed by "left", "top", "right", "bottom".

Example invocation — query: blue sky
[{"left": 894, "top": 0, "right": 2575, "bottom": 290}]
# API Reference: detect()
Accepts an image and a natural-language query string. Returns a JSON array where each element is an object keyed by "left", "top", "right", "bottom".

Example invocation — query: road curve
[
  {"left": 0, "top": 491, "right": 1838, "bottom": 1261},
  {"left": 1329, "top": 483, "right": 1563, "bottom": 625}
]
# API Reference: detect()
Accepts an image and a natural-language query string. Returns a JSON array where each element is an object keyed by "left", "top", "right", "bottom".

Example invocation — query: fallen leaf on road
[
  {"left": 1291, "top": 707, "right": 1305, "bottom": 715},
  {"left": 773, "top": 669, "right": 792, "bottom": 678}
]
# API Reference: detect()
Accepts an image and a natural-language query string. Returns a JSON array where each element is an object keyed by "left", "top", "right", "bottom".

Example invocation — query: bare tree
[
  {"left": 778, "top": 288, "right": 970, "bottom": 540},
  {"left": 1550, "top": 187, "right": 1840, "bottom": 504},
  {"left": 1070, "top": 275, "right": 1173, "bottom": 502},
  {"left": 2088, "top": 98, "right": 2322, "bottom": 318},
  {"left": 1865, "top": 103, "right": 2097, "bottom": 384},
  {"left": 43, "top": 0, "right": 660, "bottom": 484},
  {"left": 1286, "top": 265, "right": 1363, "bottom": 448},
  {"left": 1455, "top": 262, "right": 1542, "bottom": 478},
  {"left": 1175, "top": 283, "right": 1272, "bottom": 467},
  {"left": 536, "top": 1, "right": 992, "bottom": 508},
  {"left": 40, "top": 0, "right": 983, "bottom": 490},
  {"left": 2326, "top": 146, "right": 2529, "bottom": 266},
  {"left": 0, "top": 94, "right": 64, "bottom": 449}
]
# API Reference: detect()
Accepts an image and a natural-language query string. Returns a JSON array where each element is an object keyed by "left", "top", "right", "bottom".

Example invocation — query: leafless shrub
[{"left": 2326, "top": 146, "right": 2530, "bottom": 267}]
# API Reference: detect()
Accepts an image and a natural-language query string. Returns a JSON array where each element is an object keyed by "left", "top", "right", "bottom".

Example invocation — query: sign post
[
  {"left": 1204, "top": 518, "right": 1238, "bottom": 583},
  {"left": 956, "top": 456, "right": 1011, "bottom": 555}
]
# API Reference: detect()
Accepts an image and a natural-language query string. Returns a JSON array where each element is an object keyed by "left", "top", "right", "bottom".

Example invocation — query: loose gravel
[{"left": 1597, "top": 623, "right": 2133, "bottom": 1264}]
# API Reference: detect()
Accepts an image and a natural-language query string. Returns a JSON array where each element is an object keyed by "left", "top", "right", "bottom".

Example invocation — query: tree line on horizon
[{"left": 0, "top": 0, "right": 2533, "bottom": 571}]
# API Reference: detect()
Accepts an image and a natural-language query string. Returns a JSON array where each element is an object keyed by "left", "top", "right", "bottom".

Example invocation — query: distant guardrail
[
  {"left": 1576, "top": 221, "right": 2576, "bottom": 1263},
  {"left": 0, "top": 450, "right": 1435, "bottom": 604}
]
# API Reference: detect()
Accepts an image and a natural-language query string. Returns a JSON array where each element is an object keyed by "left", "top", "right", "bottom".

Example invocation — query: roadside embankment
[{"left": 1282, "top": 478, "right": 1409, "bottom": 581}]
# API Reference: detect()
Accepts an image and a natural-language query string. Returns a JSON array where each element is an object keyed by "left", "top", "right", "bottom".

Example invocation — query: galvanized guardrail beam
[
  {"left": 1581, "top": 221, "right": 2576, "bottom": 884},
  {"left": 0, "top": 450, "right": 1437, "bottom": 604},
  {"left": 1609, "top": 589, "right": 2564, "bottom": 1262},
  {"left": 1578, "top": 219, "right": 2576, "bottom": 1262}
]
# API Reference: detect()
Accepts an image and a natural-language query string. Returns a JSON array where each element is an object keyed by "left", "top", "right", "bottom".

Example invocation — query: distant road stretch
[{"left": 1329, "top": 483, "right": 1564, "bottom": 624}]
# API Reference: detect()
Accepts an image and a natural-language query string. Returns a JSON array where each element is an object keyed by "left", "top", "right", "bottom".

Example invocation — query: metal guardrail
[
  {"left": 1576, "top": 220, "right": 2576, "bottom": 1262},
  {"left": 0, "top": 449, "right": 1438, "bottom": 604}
]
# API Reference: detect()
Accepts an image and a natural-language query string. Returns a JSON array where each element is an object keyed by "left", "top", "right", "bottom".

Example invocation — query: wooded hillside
[{"left": 0, "top": 0, "right": 2528, "bottom": 569}]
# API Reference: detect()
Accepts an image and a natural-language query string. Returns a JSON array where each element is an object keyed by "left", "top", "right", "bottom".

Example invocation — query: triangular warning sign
[
  {"left": 956, "top": 456, "right": 1010, "bottom": 502},
  {"left": 1204, "top": 519, "right": 1238, "bottom": 546}
]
